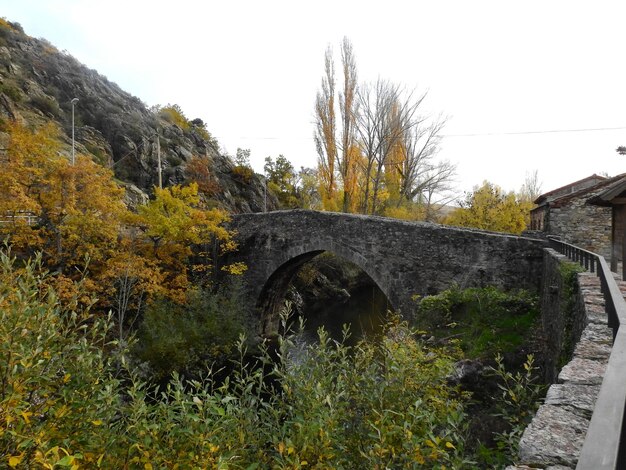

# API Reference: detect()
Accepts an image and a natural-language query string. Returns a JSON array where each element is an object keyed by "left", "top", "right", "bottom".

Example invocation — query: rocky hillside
[{"left": 0, "top": 18, "right": 276, "bottom": 212}]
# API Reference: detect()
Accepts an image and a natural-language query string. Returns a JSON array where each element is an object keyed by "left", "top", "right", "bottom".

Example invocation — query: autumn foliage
[
  {"left": 0, "top": 120, "right": 242, "bottom": 332},
  {"left": 185, "top": 155, "right": 220, "bottom": 196},
  {"left": 444, "top": 181, "right": 533, "bottom": 234},
  {"left": 0, "top": 256, "right": 471, "bottom": 468},
  {"left": 314, "top": 39, "right": 454, "bottom": 221}
]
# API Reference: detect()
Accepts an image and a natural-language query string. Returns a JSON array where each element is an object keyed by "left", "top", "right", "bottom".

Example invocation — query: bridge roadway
[{"left": 226, "top": 210, "right": 546, "bottom": 334}]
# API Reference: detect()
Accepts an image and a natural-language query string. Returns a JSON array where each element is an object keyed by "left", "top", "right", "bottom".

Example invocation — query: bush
[
  {"left": 158, "top": 104, "right": 190, "bottom": 130},
  {"left": 0, "top": 83, "right": 22, "bottom": 102},
  {"left": 266, "top": 313, "right": 472, "bottom": 468},
  {"left": 231, "top": 164, "right": 254, "bottom": 184},
  {"left": 133, "top": 283, "right": 250, "bottom": 379},
  {"left": 0, "top": 18, "right": 14, "bottom": 38},
  {"left": 417, "top": 285, "right": 539, "bottom": 358},
  {"left": 0, "top": 250, "right": 121, "bottom": 467},
  {"left": 185, "top": 155, "right": 221, "bottom": 196},
  {"left": 485, "top": 354, "right": 545, "bottom": 466},
  {"left": 2, "top": 246, "right": 539, "bottom": 468},
  {"left": 30, "top": 95, "right": 61, "bottom": 118},
  {"left": 0, "top": 248, "right": 469, "bottom": 468}
]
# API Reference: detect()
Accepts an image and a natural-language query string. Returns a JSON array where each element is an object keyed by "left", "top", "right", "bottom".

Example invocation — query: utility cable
[{"left": 213, "top": 126, "right": 626, "bottom": 142}]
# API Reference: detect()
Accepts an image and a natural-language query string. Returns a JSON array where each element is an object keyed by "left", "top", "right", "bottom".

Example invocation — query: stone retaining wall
[
  {"left": 508, "top": 250, "right": 614, "bottom": 469},
  {"left": 539, "top": 249, "right": 589, "bottom": 383}
]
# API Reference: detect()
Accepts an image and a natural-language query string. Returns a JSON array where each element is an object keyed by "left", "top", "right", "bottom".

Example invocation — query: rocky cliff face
[{"left": 0, "top": 18, "right": 277, "bottom": 213}]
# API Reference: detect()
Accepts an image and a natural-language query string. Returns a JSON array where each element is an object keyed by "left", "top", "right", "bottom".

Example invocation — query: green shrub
[
  {"left": 30, "top": 95, "right": 61, "bottom": 117},
  {"left": 166, "top": 153, "right": 183, "bottom": 167},
  {"left": 417, "top": 285, "right": 539, "bottom": 358},
  {"left": 0, "top": 83, "right": 22, "bottom": 102},
  {"left": 0, "top": 250, "right": 121, "bottom": 468},
  {"left": 133, "top": 283, "right": 250, "bottom": 379},
  {"left": 0, "top": 18, "right": 14, "bottom": 37},
  {"left": 483, "top": 354, "right": 545, "bottom": 466},
  {"left": 264, "top": 313, "right": 473, "bottom": 468},
  {"left": 2, "top": 245, "right": 542, "bottom": 468},
  {"left": 84, "top": 143, "right": 108, "bottom": 165}
]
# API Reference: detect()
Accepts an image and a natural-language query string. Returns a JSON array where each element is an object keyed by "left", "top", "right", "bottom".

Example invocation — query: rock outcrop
[{"left": 0, "top": 19, "right": 276, "bottom": 213}]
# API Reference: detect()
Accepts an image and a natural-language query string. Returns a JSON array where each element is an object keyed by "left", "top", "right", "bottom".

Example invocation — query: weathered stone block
[
  {"left": 519, "top": 405, "right": 589, "bottom": 468},
  {"left": 544, "top": 383, "right": 600, "bottom": 417},
  {"left": 516, "top": 250, "right": 616, "bottom": 469},
  {"left": 583, "top": 295, "right": 605, "bottom": 305},
  {"left": 583, "top": 303, "right": 606, "bottom": 324},
  {"left": 558, "top": 358, "right": 606, "bottom": 385},
  {"left": 572, "top": 336, "right": 612, "bottom": 361},
  {"left": 578, "top": 323, "right": 613, "bottom": 346}
]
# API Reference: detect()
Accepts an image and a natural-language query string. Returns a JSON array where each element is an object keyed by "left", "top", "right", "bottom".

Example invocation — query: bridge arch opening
[{"left": 257, "top": 251, "right": 392, "bottom": 343}]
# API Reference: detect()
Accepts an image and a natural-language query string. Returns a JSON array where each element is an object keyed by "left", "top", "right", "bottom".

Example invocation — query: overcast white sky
[{"left": 2, "top": 0, "right": 626, "bottom": 196}]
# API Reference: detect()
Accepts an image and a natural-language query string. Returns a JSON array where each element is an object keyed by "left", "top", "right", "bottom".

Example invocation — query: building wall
[{"left": 545, "top": 194, "right": 612, "bottom": 260}]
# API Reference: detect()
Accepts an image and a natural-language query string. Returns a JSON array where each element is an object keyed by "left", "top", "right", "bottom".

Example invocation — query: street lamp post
[{"left": 70, "top": 98, "right": 79, "bottom": 165}]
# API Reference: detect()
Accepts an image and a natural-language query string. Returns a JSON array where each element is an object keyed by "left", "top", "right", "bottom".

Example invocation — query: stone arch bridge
[{"left": 226, "top": 210, "right": 546, "bottom": 333}]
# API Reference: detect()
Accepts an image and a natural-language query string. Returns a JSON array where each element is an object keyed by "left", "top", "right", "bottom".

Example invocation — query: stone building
[
  {"left": 587, "top": 176, "right": 626, "bottom": 276},
  {"left": 530, "top": 174, "right": 626, "bottom": 260}
]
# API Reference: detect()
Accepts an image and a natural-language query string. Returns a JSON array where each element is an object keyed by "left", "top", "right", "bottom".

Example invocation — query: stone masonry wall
[
  {"left": 548, "top": 194, "right": 612, "bottom": 260},
  {"left": 508, "top": 249, "right": 614, "bottom": 469},
  {"left": 540, "top": 249, "right": 588, "bottom": 383},
  {"left": 227, "top": 210, "right": 547, "bottom": 333}
]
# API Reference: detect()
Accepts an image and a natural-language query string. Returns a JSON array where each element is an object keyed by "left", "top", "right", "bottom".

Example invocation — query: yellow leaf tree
[
  {"left": 136, "top": 183, "right": 242, "bottom": 300},
  {"left": 444, "top": 181, "right": 532, "bottom": 234},
  {"left": 0, "top": 121, "right": 127, "bottom": 276}
]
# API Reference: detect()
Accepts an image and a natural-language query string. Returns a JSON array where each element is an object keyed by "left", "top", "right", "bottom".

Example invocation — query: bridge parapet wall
[{"left": 227, "top": 210, "right": 547, "bottom": 331}]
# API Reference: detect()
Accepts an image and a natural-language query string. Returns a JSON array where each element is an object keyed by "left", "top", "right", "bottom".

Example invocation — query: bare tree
[
  {"left": 519, "top": 169, "right": 542, "bottom": 202},
  {"left": 353, "top": 80, "right": 381, "bottom": 213},
  {"left": 314, "top": 38, "right": 453, "bottom": 219},
  {"left": 355, "top": 79, "right": 424, "bottom": 214},
  {"left": 417, "top": 160, "right": 457, "bottom": 221},
  {"left": 398, "top": 116, "right": 446, "bottom": 201}
]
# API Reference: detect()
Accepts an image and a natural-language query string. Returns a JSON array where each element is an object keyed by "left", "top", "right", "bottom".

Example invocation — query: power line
[
  {"left": 441, "top": 126, "right": 626, "bottom": 138},
  {"left": 214, "top": 125, "right": 626, "bottom": 142},
  {"left": 213, "top": 126, "right": 626, "bottom": 140}
]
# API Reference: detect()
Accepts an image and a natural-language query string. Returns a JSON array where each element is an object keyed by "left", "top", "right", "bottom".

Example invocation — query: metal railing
[
  {"left": 0, "top": 211, "right": 38, "bottom": 226},
  {"left": 548, "top": 237, "right": 626, "bottom": 469}
]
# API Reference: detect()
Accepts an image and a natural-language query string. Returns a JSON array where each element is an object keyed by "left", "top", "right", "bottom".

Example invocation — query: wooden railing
[{"left": 548, "top": 237, "right": 626, "bottom": 469}]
